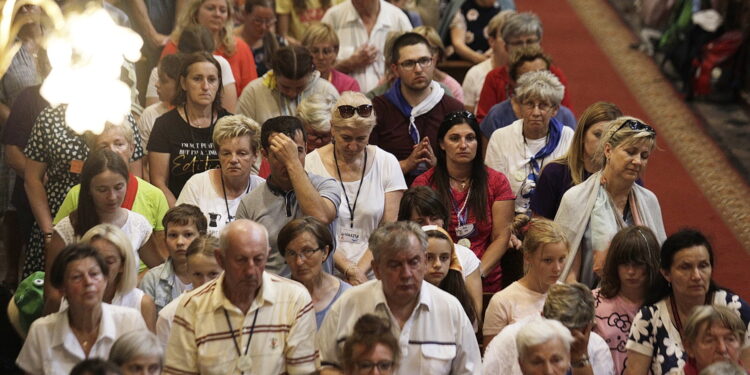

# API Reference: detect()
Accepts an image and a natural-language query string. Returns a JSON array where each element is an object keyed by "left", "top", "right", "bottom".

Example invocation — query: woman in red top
[
  {"left": 413, "top": 111, "right": 515, "bottom": 292},
  {"left": 161, "top": 0, "right": 257, "bottom": 95}
]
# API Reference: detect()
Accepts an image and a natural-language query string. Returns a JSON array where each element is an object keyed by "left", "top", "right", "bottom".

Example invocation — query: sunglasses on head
[
  {"left": 444, "top": 110, "right": 476, "bottom": 122},
  {"left": 337, "top": 104, "right": 373, "bottom": 119},
  {"left": 616, "top": 119, "right": 656, "bottom": 135}
]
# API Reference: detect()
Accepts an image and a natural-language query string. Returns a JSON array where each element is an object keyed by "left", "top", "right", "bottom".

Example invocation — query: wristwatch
[{"left": 571, "top": 355, "right": 590, "bottom": 368}]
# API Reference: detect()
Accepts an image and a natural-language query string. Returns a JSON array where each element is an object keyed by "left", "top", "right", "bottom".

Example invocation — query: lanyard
[
  {"left": 333, "top": 147, "right": 367, "bottom": 228},
  {"left": 670, "top": 292, "right": 712, "bottom": 340},
  {"left": 449, "top": 187, "right": 471, "bottom": 226},
  {"left": 221, "top": 172, "right": 252, "bottom": 223},
  {"left": 224, "top": 307, "right": 260, "bottom": 363}
]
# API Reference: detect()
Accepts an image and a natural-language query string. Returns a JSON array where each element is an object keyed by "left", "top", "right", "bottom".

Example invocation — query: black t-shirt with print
[{"left": 147, "top": 108, "right": 230, "bottom": 197}]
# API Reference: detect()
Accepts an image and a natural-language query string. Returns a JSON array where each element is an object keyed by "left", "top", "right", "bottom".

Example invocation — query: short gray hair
[
  {"left": 212, "top": 114, "right": 261, "bottom": 154},
  {"left": 542, "top": 283, "right": 595, "bottom": 330},
  {"left": 516, "top": 318, "right": 573, "bottom": 361},
  {"left": 684, "top": 305, "right": 746, "bottom": 348},
  {"left": 369, "top": 221, "right": 427, "bottom": 263},
  {"left": 298, "top": 93, "right": 336, "bottom": 133},
  {"left": 501, "top": 12, "right": 543, "bottom": 43},
  {"left": 699, "top": 361, "right": 746, "bottom": 375},
  {"left": 109, "top": 330, "right": 163, "bottom": 366},
  {"left": 514, "top": 70, "right": 564, "bottom": 107}
]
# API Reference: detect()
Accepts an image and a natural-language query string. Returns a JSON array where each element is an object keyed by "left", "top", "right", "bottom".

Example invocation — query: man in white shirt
[
  {"left": 321, "top": 0, "right": 412, "bottom": 92},
  {"left": 483, "top": 283, "right": 615, "bottom": 375},
  {"left": 318, "top": 221, "right": 481, "bottom": 375},
  {"left": 163, "top": 219, "right": 319, "bottom": 374}
]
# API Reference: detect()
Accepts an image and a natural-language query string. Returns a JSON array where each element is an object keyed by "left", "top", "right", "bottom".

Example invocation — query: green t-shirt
[{"left": 53, "top": 176, "right": 169, "bottom": 231}]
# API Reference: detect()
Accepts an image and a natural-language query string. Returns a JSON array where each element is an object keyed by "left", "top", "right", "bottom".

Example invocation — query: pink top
[
  {"left": 440, "top": 74, "right": 465, "bottom": 104},
  {"left": 592, "top": 288, "right": 641, "bottom": 375},
  {"left": 412, "top": 167, "right": 515, "bottom": 292},
  {"left": 329, "top": 69, "right": 360, "bottom": 94}
]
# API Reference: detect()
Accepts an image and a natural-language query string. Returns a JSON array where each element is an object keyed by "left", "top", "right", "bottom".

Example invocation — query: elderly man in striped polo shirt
[
  {"left": 163, "top": 219, "right": 319, "bottom": 374},
  {"left": 318, "top": 221, "right": 481, "bottom": 374}
]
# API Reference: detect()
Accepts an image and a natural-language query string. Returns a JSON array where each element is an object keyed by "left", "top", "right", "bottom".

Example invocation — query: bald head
[
  {"left": 219, "top": 219, "right": 270, "bottom": 255},
  {"left": 217, "top": 220, "right": 270, "bottom": 298}
]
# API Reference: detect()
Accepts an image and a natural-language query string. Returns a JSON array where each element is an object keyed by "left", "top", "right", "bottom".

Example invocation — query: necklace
[
  {"left": 183, "top": 104, "right": 215, "bottom": 129},
  {"left": 333, "top": 146, "right": 367, "bottom": 228},
  {"left": 449, "top": 175, "right": 471, "bottom": 190},
  {"left": 220, "top": 172, "right": 252, "bottom": 223},
  {"left": 71, "top": 322, "right": 100, "bottom": 354}
]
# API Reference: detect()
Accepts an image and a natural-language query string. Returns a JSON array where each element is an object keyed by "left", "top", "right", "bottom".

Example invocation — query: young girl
[
  {"left": 482, "top": 216, "right": 568, "bottom": 345},
  {"left": 422, "top": 225, "right": 478, "bottom": 329}
]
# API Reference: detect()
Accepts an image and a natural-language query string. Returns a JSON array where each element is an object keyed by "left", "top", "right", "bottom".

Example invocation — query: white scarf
[{"left": 408, "top": 81, "right": 445, "bottom": 141}]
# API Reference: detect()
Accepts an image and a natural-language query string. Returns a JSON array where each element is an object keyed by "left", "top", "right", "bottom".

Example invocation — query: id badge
[
  {"left": 455, "top": 223, "right": 475, "bottom": 238},
  {"left": 457, "top": 238, "right": 472, "bottom": 248},
  {"left": 237, "top": 355, "right": 253, "bottom": 372},
  {"left": 338, "top": 227, "right": 363, "bottom": 244},
  {"left": 514, "top": 169, "right": 526, "bottom": 182}
]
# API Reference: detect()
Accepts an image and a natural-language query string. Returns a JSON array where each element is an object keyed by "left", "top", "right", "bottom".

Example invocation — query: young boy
[
  {"left": 155, "top": 235, "right": 223, "bottom": 349},
  {"left": 139, "top": 204, "right": 207, "bottom": 312}
]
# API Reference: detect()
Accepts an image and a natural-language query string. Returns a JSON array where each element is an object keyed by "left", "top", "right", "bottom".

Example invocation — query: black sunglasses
[
  {"left": 615, "top": 119, "right": 656, "bottom": 135},
  {"left": 444, "top": 110, "right": 476, "bottom": 122},
  {"left": 337, "top": 104, "right": 373, "bottom": 119}
]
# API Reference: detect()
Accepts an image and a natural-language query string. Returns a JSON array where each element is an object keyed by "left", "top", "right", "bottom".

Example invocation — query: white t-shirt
[
  {"left": 146, "top": 54, "right": 235, "bottom": 101},
  {"left": 321, "top": 0, "right": 412, "bottom": 92},
  {"left": 137, "top": 101, "right": 170, "bottom": 152},
  {"left": 485, "top": 119, "right": 574, "bottom": 213},
  {"left": 462, "top": 59, "right": 493, "bottom": 111},
  {"left": 156, "top": 293, "right": 183, "bottom": 350},
  {"left": 53, "top": 210, "right": 153, "bottom": 267},
  {"left": 305, "top": 146, "right": 406, "bottom": 267},
  {"left": 483, "top": 281, "right": 547, "bottom": 336},
  {"left": 455, "top": 243, "right": 480, "bottom": 277},
  {"left": 16, "top": 304, "right": 147, "bottom": 375},
  {"left": 176, "top": 170, "right": 265, "bottom": 236}
]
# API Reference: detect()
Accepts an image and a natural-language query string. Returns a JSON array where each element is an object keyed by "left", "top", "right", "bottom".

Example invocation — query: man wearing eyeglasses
[
  {"left": 164, "top": 219, "right": 320, "bottom": 375},
  {"left": 475, "top": 12, "right": 572, "bottom": 122},
  {"left": 318, "top": 222, "right": 482, "bottom": 375},
  {"left": 370, "top": 32, "right": 464, "bottom": 184},
  {"left": 235, "top": 116, "right": 341, "bottom": 277}
]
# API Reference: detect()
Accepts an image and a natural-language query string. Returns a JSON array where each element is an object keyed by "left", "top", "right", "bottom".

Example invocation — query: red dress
[{"left": 413, "top": 167, "right": 515, "bottom": 292}]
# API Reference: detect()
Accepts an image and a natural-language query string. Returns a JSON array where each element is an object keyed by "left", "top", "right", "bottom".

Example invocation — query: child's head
[
  {"left": 162, "top": 204, "right": 207, "bottom": 261},
  {"left": 156, "top": 54, "right": 182, "bottom": 105},
  {"left": 185, "top": 235, "right": 222, "bottom": 287},
  {"left": 514, "top": 216, "right": 569, "bottom": 289}
]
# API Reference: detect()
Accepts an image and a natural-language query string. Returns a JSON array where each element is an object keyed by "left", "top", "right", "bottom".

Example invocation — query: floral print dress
[
  {"left": 22, "top": 105, "right": 142, "bottom": 277},
  {"left": 626, "top": 289, "right": 750, "bottom": 375}
]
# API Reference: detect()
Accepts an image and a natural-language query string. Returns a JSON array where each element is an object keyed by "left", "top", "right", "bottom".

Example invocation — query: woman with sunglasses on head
[
  {"left": 485, "top": 70, "right": 575, "bottom": 217},
  {"left": 555, "top": 116, "right": 666, "bottom": 288},
  {"left": 237, "top": 45, "right": 340, "bottom": 126},
  {"left": 593, "top": 226, "right": 661, "bottom": 375},
  {"left": 413, "top": 110, "right": 515, "bottom": 293},
  {"left": 278, "top": 217, "right": 351, "bottom": 328},
  {"left": 305, "top": 92, "right": 407, "bottom": 284},
  {"left": 624, "top": 229, "right": 750, "bottom": 375},
  {"left": 530, "top": 102, "right": 623, "bottom": 219}
]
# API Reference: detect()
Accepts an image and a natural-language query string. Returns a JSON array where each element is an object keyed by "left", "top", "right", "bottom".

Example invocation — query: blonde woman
[
  {"left": 301, "top": 22, "right": 360, "bottom": 94},
  {"left": 176, "top": 114, "right": 265, "bottom": 235},
  {"left": 160, "top": 0, "right": 257, "bottom": 94},
  {"left": 483, "top": 217, "right": 568, "bottom": 345},
  {"left": 304, "top": 91, "right": 406, "bottom": 284}
]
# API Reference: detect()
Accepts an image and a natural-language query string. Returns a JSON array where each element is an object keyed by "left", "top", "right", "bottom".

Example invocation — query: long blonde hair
[
  {"left": 80, "top": 224, "right": 137, "bottom": 295},
  {"left": 171, "top": 0, "right": 236, "bottom": 55}
]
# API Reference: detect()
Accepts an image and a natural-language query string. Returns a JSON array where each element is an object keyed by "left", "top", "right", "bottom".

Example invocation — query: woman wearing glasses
[
  {"left": 555, "top": 116, "right": 666, "bottom": 287},
  {"left": 277, "top": 217, "right": 350, "bottom": 328},
  {"left": 305, "top": 92, "right": 407, "bottom": 284},
  {"left": 237, "top": 46, "right": 339, "bottom": 126},
  {"left": 485, "top": 70, "right": 575, "bottom": 216},
  {"left": 413, "top": 110, "right": 515, "bottom": 293},
  {"left": 236, "top": 0, "right": 286, "bottom": 77},
  {"left": 301, "top": 23, "right": 361, "bottom": 94}
]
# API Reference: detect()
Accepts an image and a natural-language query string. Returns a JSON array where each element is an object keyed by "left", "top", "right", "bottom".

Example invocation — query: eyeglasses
[
  {"left": 507, "top": 37, "right": 540, "bottom": 47},
  {"left": 444, "top": 110, "right": 476, "bottom": 122},
  {"left": 338, "top": 104, "right": 373, "bottom": 118},
  {"left": 251, "top": 17, "right": 276, "bottom": 26},
  {"left": 310, "top": 46, "right": 337, "bottom": 56},
  {"left": 615, "top": 119, "right": 656, "bottom": 135},
  {"left": 397, "top": 56, "right": 433, "bottom": 70},
  {"left": 521, "top": 101, "right": 554, "bottom": 113},
  {"left": 355, "top": 360, "right": 394, "bottom": 372},
  {"left": 284, "top": 247, "right": 322, "bottom": 260}
]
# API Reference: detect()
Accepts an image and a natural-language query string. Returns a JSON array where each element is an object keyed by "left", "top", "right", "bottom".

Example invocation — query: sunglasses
[
  {"left": 444, "top": 110, "right": 476, "bottom": 122},
  {"left": 615, "top": 119, "right": 656, "bottom": 135},
  {"left": 337, "top": 104, "right": 373, "bottom": 119}
]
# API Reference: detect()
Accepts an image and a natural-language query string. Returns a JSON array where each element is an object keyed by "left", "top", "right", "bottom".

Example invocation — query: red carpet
[{"left": 517, "top": 0, "right": 750, "bottom": 297}]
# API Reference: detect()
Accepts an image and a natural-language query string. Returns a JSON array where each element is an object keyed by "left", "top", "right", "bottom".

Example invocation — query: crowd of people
[{"left": 1, "top": 0, "right": 749, "bottom": 374}]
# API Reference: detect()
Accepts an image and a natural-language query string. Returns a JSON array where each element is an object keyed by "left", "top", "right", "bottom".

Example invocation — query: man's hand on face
[
  {"left": 269, "top": 132, "right": 302, "bottom": 169},
  {"left": 569, "top": 324, "right": 592, "bottom": 362}
]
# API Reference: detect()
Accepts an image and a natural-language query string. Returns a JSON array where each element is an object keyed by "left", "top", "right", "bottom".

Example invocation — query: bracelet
[{"left": 571, "top": 355, "right": 590, "bottom": 368}]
